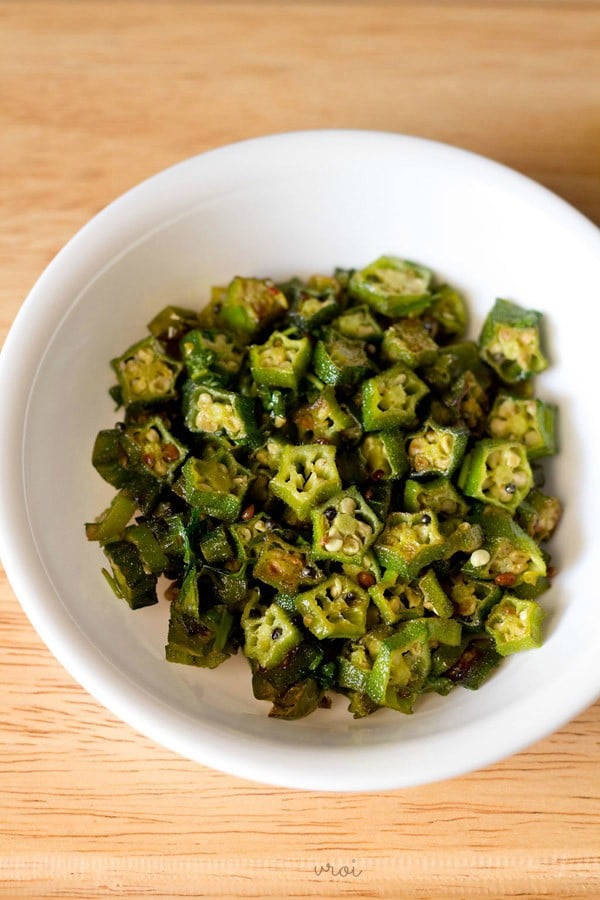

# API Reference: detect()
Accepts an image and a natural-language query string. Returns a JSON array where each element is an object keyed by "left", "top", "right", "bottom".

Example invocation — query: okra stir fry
[{"left": 86, "top": 256, "right": 561, "bottom": 720}]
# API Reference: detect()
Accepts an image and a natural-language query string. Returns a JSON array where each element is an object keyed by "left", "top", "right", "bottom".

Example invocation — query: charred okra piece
[
  {"left": 516, "top": 489, "right": 562, "bottom": 543},
  {"left": 121, "top": 417, "right": 187, "bottom": 483},
  {"left": 249, "top": 331, "right": 311, "bottom": 391},
  {"left": 295, "top": 575, "right": 369, "bottom": 640},
  {"left": 458, "top": 439, "right": 533, "bottom": 513},
  {"left": 313, "top": 332, "right": 371, "bottom": 387},
  {"left": 406, "top": 419, "right": 468, "bottom": 478},
  {"left": 444, "top": 636, "right": 501, "bottom": 689},
  {"left": 375, "top": 510, "right": 446, "bottom": 581},
  {"left": 479, "top": 298, "right": 548, "bottom": 383},
  {"left": 486, "top": 393, "right": 557, "bottom": 458},
  {"left": 91, "top": 429, "right": 161, "bottom": 513},
  {"left": 381, "top": 318, "right": 438, "bottom": 368},
  {"left": 485, "top": 595, "right": 544, "bottom": 656},
  {"left": 166, "top": 600, "right": 235, "bottom": 668},
  {"left": 331, "top": 305, "right": 383, "bottom": 342},
  {"left": 183, "top": 381, "right": 259, "bottom": 446},
  {"left": 174, "top": 452, "right": 249, "bottom": 522},
  {"left": 293, "top": 386, "right": 360, "bottom": 445},
  {"left": 358, "top": 431, "right": 408, "bottom": 481},
  {"left": 111, "top": 336, "right": 182, "bottom": 406},
  {"left": 311, "top": 487, "right": 383, "bottom": 564},
  {"left": 253, "top": 535, "right": 324, "bottom": 594},
  {"left": 349, "top": 256, "right": 434, "bottom": 317},
  {"left": 101, "top": 540, "right": 158, "bottom": 609},
  {"left": 180, "top": 329, "right": 243, "bottom": 382},
  {"left": 220, "top": 276, "right": 288, "bottom": 337},
  {"left": 242, "top": 599, "right": 302, "bottom": 669},
  {"left": 270, "top": 444, "right": 341, "bottom": 521},
  {"left": 361, "top": 362, "right": 429, "bottom": 432}
]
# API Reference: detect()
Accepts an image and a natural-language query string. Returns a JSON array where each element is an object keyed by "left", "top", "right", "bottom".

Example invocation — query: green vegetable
[
  {"left": 479, "top": 298, "right": 549, "bottom": 383},
  {"left": 112, "top": 336, "right": 182, "bottom": 406},
  {"left": 361, "top": 363, "right": 429, "bottom": 432},
  {"left": 485, "top": 595, "right": 544, "bottom": 656},
  {"left": 458, "top": 439, "right": 533, "bottom": 514},
  {"left": 349, "top": 256, "right": 434, "bottom": 317}
]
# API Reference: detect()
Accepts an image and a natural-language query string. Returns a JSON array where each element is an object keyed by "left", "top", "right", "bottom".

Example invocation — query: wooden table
[{"left": 1, "top": 2, "right": 599, "bottom": 897}]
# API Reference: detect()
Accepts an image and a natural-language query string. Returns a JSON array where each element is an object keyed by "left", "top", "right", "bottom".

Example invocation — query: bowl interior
[{"left": 9, "top": 132, "right": 600, "bottom": 789}]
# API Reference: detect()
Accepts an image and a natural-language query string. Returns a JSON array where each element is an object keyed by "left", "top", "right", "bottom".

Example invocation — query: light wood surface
[{"left": 1, "top": 2, "right": 599, "bottom": 897}]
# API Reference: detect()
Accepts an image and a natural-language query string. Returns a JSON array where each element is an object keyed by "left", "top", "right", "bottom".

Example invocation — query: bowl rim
[{"left": 1, "top": 129, "right": 600, "bottom": 792}]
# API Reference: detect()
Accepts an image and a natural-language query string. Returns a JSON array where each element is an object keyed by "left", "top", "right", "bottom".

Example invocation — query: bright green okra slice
[
  {"left": 406, "top": 419, "right": 468, "bottom": 478},
  {"left": 418, "top": 568, "right": 454, "bottom": 618},
  {"left": 403, "top": 477, "right": 469, "bottom": 535},
  {"left": 485, "top": 595, "right": 544, "bottom": 656},
  {"left": 111, "top": 336, "right": 183, "bottom": 406},
  {"left": 311, "top": 486, "right": 383, "bottom": 565},
  {"left": 174, "top": 452, "right": 249, "bottom": 522},
  {"left": 361, "top": 362, "right": 429, "bottom": 432},
  {"left": 368, "top": 572, "right": 425, "bottom": 625},
  {"left": 458, "top": 439, "right": 533, "bottom": 514},
  {"left": 516, "top": 489, "right": 562, "bottom": 543},
  {"left": 448, "top": 574, "right": 501, "bottom": 631},
  {"left": 295, "top": 575, "right": 369, "bottom": 640},
  {"left": 365, "top": 621, "right": 431, "bottom": 707},
  {"left": 270, "top": 444, "right": 341, "bottom": 521},
  {"left": 180, "top": 328, "right": 244, "bottom": 381},
  {"left": 220, "top": 276, "right": 288, "bottom": 337},
  {"left": 183, "top": 380, "right": 259, "bottom": 446},
  {"left": 486, "top": 393, "right": 557, "bottom": 459},
  {"left": 479, "top": 298, "right": 548, "bottom": 383},
  {"left": 358, "top": 430, "right": 408, "bottom": 481},
  {"left": 85, "top": 490, "right": 138, "bottom": 543},
  {"left": 462, "top": 507, "right": 547, "bottom": 589},
  {"left": 381, "top": 318, "right": 438, "bottom": 368},
  {"left": 249, "top": 331, "right": 312, "bottom": 391},
  {"left": 331, "top": 305, "right": 383, "bottom": 342},
  {"left": 349, "top": 256, "right": 434, "bottom": 317},
  {"left": 374, "top": 510, "right": 446, "bottom": 581},
  {"left": 313, "top": 332, "right": 371, "bottom": 387},
  {"left": 242, "top": 599, "right": 302, "bottom": 669},
  {"left": 293, "top": 386, "right": 360, "bottom": 446}
]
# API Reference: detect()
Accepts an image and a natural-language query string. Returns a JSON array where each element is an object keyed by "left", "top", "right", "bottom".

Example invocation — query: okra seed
[
  {"left": 339, "top": 497, "right": 357, "bottom": 514},
  {"left": 329, "top": 577, "right": 343, "bottom": 598},
  {"left": 324, "top": 536, "right": 344, "bottom": 553},
  {"left": 513, "top": 471, "right": 528, "bottom": 487},
  {"left": 131, "top": 378, "right": 147, "bottom": 394},
  {"left": 470, "top": 549, "right": 491, "bottom": 567},
  {"left": 506, "top": 451, "right": 521, "bottom": 468},
  {"left": 343, "top": 536, "right": 361, "bottom": 555}
]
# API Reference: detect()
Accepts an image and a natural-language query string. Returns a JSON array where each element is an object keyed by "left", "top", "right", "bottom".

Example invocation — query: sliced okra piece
[
  {"left": 406, "top": 419, "right": 468, "bottom": 478},
  {"left": 458, "top": 439, "right": 533, "bottom": 514},
  {"left": 253, "top": 640, "right": 324, "bottom": 696},
  {"left": 349, "top": 256, "right": 434, "bottom": 317},
  {"left": 341, "top": 548, "right": 382, "bottom": 589},
  {"left": 444, "top": 635, "right": 501, "bottom": 689},
  {"left": 147, "top": 305, "right": 201, "bottom": 343},
  {"left": 196, "top": 287, "right": 227, "bottom": 329},
  {"left": 426, "top": 284, "right": 468, "bottom": 341},
  {"left": 249, "top": 330, "right": 312, "bottom": 391},
  {"left": 200, "top": 525, "right": 234, "bottom": 565},
  {"left": 121, "top": 417, "right": 187, "bottom": 483},
  {"left": 486, "top": 393, "right": 557, "bottom": 459},
  {"left": 463, "top": 507, "right": 547, "bottom": 589},
  {"left": 295, "top": 575, "right": 369, "bottom": 640},
  {"left": 374, "top": 510, "right": 446, "bottom": 582},
  {"left": 358, "top": 430, "right": 408, "bottom": 481},
  {"left": 85, "top": 489, "right": 138, "bottom": 543},
  {"left": 313, "top": 332, "right": 371, "bottom": 387},
  {"left": 479, "top": 298, "right": 548, "bottom": 383},
  {"left": 421, "top": 341, "right": 485, "bottom": 392},
  {"left": 368, "top": 572, "right": 425, "bottom": 625},
  {"left": 270, "top": 444, "right": 341, "bottom": 521},
  {"left": 361, "top": 481, "right": 392, "bottom": 522},
  {"left": 403, "top": 477, "right": 469, "bottom": 536},
  {"left": 420, "top": 616, "right": 462, "bottom": 647},
  {"left": 166, "top": 601, "right": 235, "bottom": 668},
  {"left": 366, "top": 621, "right": 431, "bottom": 707},
  {"left": 173, "top": 452, "right": 249, "bottom": 522},
  {"left": 229, "top": 513, "right": 277, "bottom": 563},
  {"left": 331, "top": 305, "right": 383, "bottom": 343},
  {"left": 250, "top": 435, "right": 286, "bottom": 474},
  {"left": 516, "top": 489, "right": 562, "bottom": 543},
  {"left": 91, "top": 429, "right": 161, "bottom": 513},
  {"left": 485, "top": 595, "right": 544, "bottom": 656},
  {"left": 268, "top": 679, "right": 324, "bottom": 720},
  {"left": 183, "top": 380, "right": 260, "bottom": 447},
  {"left": 241, "top": 598, "right": 302, "bottom": 669},
  {"left": 443, "top": 370, "right": 491, "bottom": 435},
  {"left": 293, "top": 386, "right": 360, "bottom": 446},
  {"left": 418, "top": 568, "right": 454, "bottom": 618},
  {"left": 287, "top": 280, "right": 340, "bottom": 332},
  {"left": 111, "top": 336, "right": 182, "bottom": 406},
  {"left": 311, "top": 487, "right": 383, "bottom": 565},
  {"left": 254, "top": 536, "right": 324, "bottom": 594},
  {"left": 449, "top": 574, "right": 501, "bottom": 631},
  {"left": 180, "top": 328, "right": 244, "bottom": 382},
  {"left": 123, "top": 523, "right": 170, "bottom": 575},
  {"left": 381, "top": 318, "right": 438, "bottom": 368},
  {"left": 361, "top": 362, "right": 429, "bottom": 432},
  {"left": 101, "top": 540, "right": 158, "bottom": 610},
  {"left": 220, "top": 276, "right": 288, "bottom": 338}
]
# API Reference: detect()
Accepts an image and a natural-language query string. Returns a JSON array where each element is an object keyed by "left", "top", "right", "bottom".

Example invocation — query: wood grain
[{"left": 1, "top": 2, "right": 599, "bottom": 897}]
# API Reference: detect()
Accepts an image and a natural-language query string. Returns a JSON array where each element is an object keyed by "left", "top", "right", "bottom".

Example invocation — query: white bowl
[{"left": 2, "top": 131, "right": 600, "bottom": 792}]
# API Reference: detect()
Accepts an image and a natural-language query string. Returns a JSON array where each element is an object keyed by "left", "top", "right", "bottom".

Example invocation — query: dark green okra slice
[
  {"left": 516, "top": 489, "right": 562, "bottom": 543},
  {"left": 375, "top": 509, "right": 446, "bottom": 581},
  {"left": 121, "top": 417, "right": 187, "bottom": 483},
  {"left": 101, "top": 540, "right": 158, "bottom": 609},
  {"left": 444, "top": 635, "right": 501, "bottom": 689},
  {"left": 166, "top": 599, "right": 235, "bottom": 669},
  {"left": 403, "top": 477, "right": 469, "bottom": 536},
  {"left": 293, "top": 386, "right": 360, "bottom": 446},
  {"left": 349, "top": 256, "right": 434, "bottom": 317},
  {"left": 123, "top": 523, "right": 170, "bottom": 575},
  {"left": 313, "top": 332, "right": 371, "bottom": 387},
  {"left": 440, "top": 369, "right": 491, "bottom": 435},
  {"left": 358, "top": 431, "right": 408, "bottom": 481},
  {"left": 242, "top": 599, "right": 302, "bottom": 669},
  {"left": 368, "top": 572, "right": 425, "bottom": 625},
  {"left": 486, "top": 393, "right": 557, "bottom": 459},
  {"left": 85, "top": 490, "right": 138, "bottom": 543},
  {"left": 485, "top": 595, "right": 544, "bottom": 656},
  {"left": 180, "top": 329, "right": 244, "bottom": 382},
  {"left": 479, "top": 298, "right": 549, "bottom": 383},
  {"left": 183, "top": 381, "right": 259, "bottom": 446},
  {"left": 200, "top": 525, "right": 234, "bottom": 565},
  {"left": 365, "top": 621, "right": 431, "bottom": 708},
  {"left": 406, "top": 419, "right": 468, "bottom": 478},
  {"left": 381, "top": 318, "right": 438, "bottom": 368},
  {"left": 220, "top": 276, "right": 288, "bottom": 337},
  {"left": 361, "top": 482, "right": 392, "bottom": 522},
  {"left": 270, "top": 444, "right": 341, "bottom": 521},
  {"left": 91, "top": 429, "right": 162, "bottom": 513},
  {"left": 249, "top": 331, "right": 311, "bottom": 391},
  {"left": 295, "top": 575, "right": 369, "bottom": 640},
  {"left": 147, "top": 305, "right": 202, "bottom": 343},
  {"left": 448, "top": 574, "right": 501, "bottom": 631},
  {"left": 311, "top": 487, "right": 383, "bottom": 565},
  {"left": 286, "top": 277, "right": 340, "bottom": 332},
  {"left": 462, "top": 507, "right": 547, "bottom": 590},
  {"left": 174, "top": 452, "right": 249, "bottom": 522},
  {"left": 426, "top": 284, "right": 468, "bottom": 341},
  {"left": 421, "top": 341, "right": 485, "bottom": 392},
  {"left": 254, "top": 535, "right": 324, "bottom": 594},
  {"left": 111, "top": 336, "right": 183, "bottom": 406},
  {"left": 331, "top": 305, "right": 383, "bottom": 342},
  {"left": 361, "top": 362, "right": 429, "bottom": 432},
  {"left": 458, "top": 439, "right": 533, "bottom": 514}
]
